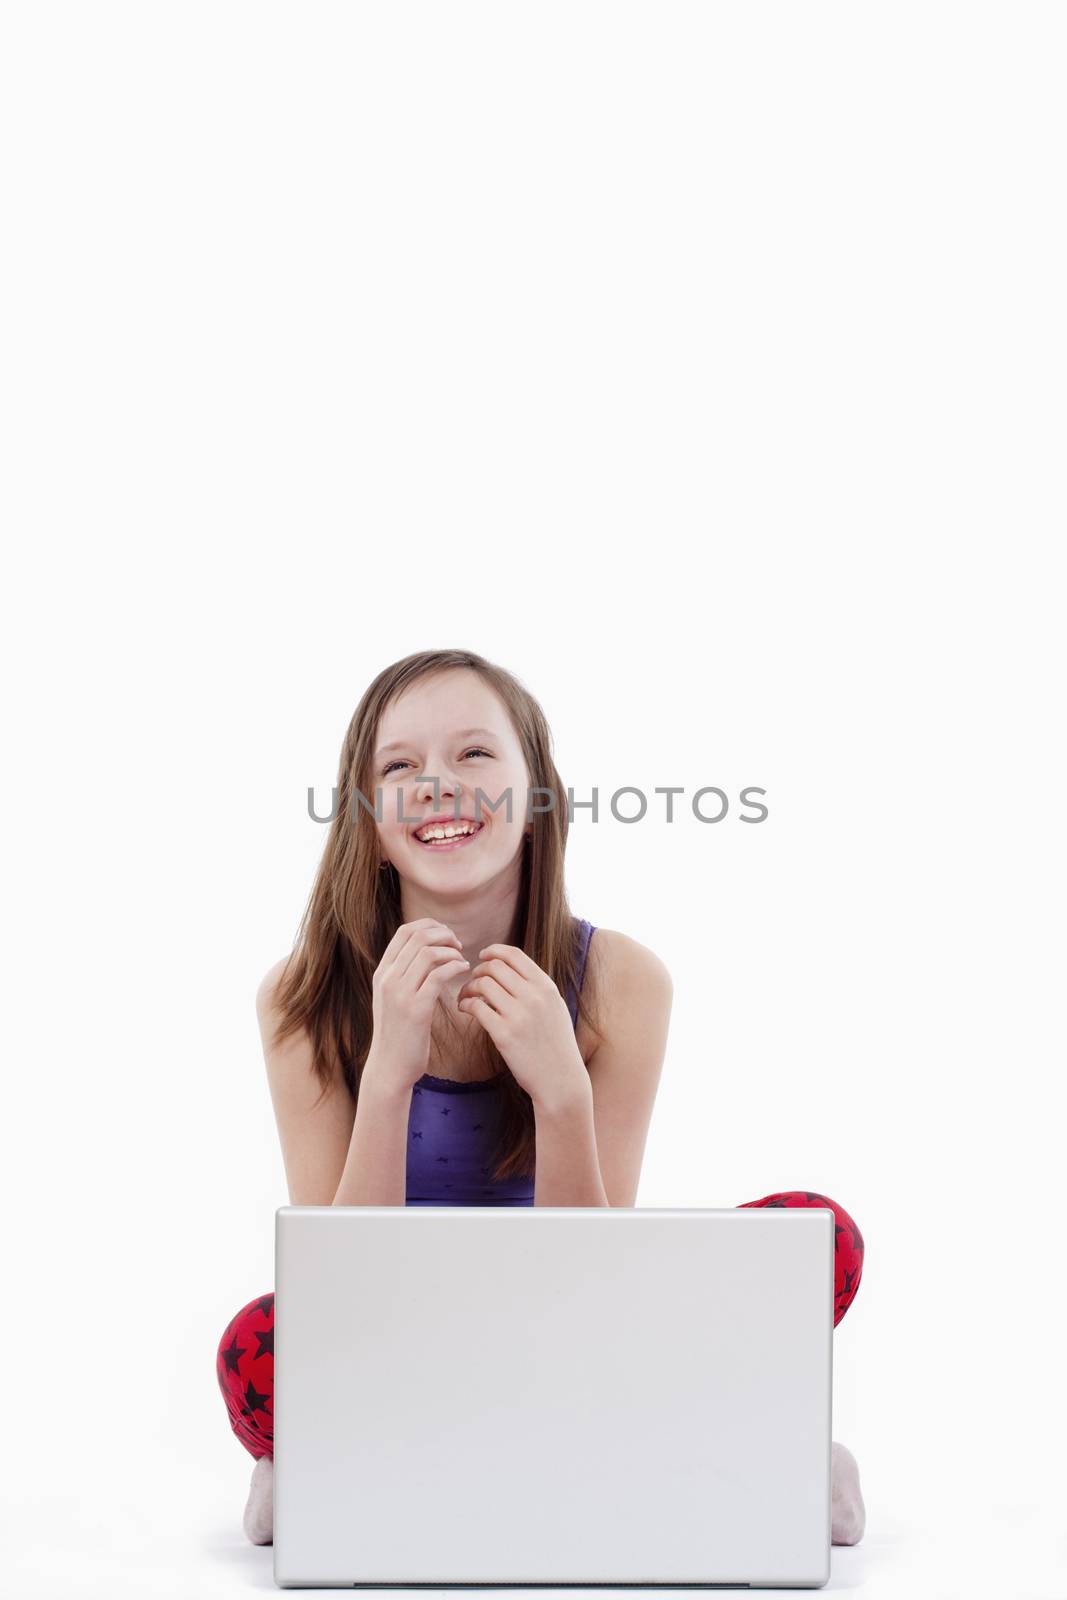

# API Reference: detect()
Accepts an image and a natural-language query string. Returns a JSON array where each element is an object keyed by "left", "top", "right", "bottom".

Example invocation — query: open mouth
[{"left": 412, "top": 821, "right": 486, "bottom": 852}]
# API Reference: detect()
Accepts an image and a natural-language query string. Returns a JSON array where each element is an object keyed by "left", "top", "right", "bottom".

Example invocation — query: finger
[
  {"left": 415, "top": 954, "right": 470, "bottom": 996},
  {"left": 456, "top": 994, "right": 502, "bottom": 1035},
  {"left": 388, "top": 918, "right": 452, "bottom": 955},
  {"left": 406, "top": 945, "right": 470, "bottom": 989},
  {"left": 381, "top": 920, "right": 456, "bottom": 978},
  {"left": 477, "top": 943, "right": 543, "bottom": 984},
  {"left": 458, "top": 973, "right": 512, "bottom": 1017},
  {"left": 395, "top": 925, "right": 463, "bottom": 981},
  {"left": 465, "top": 956, "right": 523, "bottom": 999}
]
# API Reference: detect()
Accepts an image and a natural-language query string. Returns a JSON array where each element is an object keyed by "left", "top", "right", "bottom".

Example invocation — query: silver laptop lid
[{"left": 274, "top": 1206, "right": 834, "bottom": 1588}]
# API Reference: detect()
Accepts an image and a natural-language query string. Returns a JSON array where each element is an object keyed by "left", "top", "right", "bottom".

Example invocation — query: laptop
[{"left": 273, "top": 1205, "right": 835, "bottom": 1589}]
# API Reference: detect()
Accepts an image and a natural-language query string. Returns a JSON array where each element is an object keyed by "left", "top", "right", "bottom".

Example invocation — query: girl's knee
[
  {"left": 805, "top": 1193, "right": 864, "bottom": 1267},
  {"left": 813, "top": 1196, "right": 864, "bottom": 1325},
  {"left": 216, "top": 1292, "right": 276, "bottom": 1456},
  {"left": 740, "top": 1191, "right": 863, "bottom": 1248},
  {"left": 216, "top": 1292, "right": 275, "bottom": 1368},
  {"left": 738, "top": 1192, "right": 864, "bottom": 1325}
]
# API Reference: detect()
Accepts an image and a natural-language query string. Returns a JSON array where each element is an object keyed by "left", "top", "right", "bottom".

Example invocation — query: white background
[{"left": 4, "top": 3, "right": 1064, "bottom": 1596}]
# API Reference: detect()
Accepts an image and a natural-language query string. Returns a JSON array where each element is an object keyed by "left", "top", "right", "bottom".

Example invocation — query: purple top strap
[{"left": 565, "top": 916, "right": 595, "bottom": 1029}]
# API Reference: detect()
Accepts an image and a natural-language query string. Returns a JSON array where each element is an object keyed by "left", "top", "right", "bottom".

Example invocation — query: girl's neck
[{"left": 398, "top": 877, "right": 522, "bottom": 969}]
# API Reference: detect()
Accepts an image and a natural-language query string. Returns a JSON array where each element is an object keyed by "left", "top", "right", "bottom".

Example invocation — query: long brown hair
[{"left": 267, "top": 648, "right": 601, "bottom": 1181}]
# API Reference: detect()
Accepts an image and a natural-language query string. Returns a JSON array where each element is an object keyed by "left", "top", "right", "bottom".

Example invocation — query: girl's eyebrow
[{"left": 375, "top": 726, "right": 499, "bottom": 757}]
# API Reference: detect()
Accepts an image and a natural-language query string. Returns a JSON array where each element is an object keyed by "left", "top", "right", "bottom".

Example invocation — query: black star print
[
  {"left": 804, "top": 1191, "right": 827, "bottom": 1204},
  {"left": 436, "top": 1155, "right": 449, "bottom": 1162},
  {"left": 440, "top": 1107, "right": 451, "bottom": 1116},
  {"left": 413, "top": 1087, "right": 422, "bottom": 1095},
  {"left": 254, "top": 1296, "right": 274, "bottom": 1321},
  {"left": 412, "top": 1130, "right": 423, "bottom": 1139},
  {"left": 242, "top": 1378, "right": 272, "bottom": 1417},
  {"left": 219, "top": 1332, "right": 246, "bottom": 1375},
  {"left": 253, "top": 1326, "right": 274, "bottom": 1359},
  {"left": 841, "top": 1266, "right": 857, "bottom": 1296},
  {"left": 766, "top": 1198, "right": 788, "bottom": 1207}
]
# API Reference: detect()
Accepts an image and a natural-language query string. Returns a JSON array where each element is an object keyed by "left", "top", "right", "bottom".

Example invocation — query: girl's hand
[
  {"left": 456, "top": 944, "right": 589, "bottom": 1111},
  {"left": 364, "top": 919, "right": 470, "bottom": 1093}
]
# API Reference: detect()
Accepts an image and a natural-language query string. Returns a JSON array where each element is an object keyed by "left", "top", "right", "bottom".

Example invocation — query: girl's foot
[
  {"left": 830, "top": 1440, "right": 865, "bottom": 1545},
  {"left": 242, "top": 1453, "right": 274, "bottom": 1545}
]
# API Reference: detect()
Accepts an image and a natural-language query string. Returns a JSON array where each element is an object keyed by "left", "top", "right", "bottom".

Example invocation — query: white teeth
[{"left": 416, "top": 822, "right": 480, "bottom": 842}]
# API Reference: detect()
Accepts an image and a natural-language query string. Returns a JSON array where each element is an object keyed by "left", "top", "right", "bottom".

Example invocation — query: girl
[{"left": 216, "top": 647, "right": 866, "bottom": 1547}]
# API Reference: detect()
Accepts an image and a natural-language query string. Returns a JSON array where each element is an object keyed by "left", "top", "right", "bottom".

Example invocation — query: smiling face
[{"left": 372, "top": 669, "right": 533, "bottom": 890}]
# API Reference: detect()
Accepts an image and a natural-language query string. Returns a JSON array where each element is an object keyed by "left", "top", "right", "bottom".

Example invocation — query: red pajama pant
[{"left": 216, "top": 1189, "right": 865, "bottom": 1461}]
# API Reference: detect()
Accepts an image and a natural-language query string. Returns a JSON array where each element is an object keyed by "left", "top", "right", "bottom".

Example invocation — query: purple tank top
[{"left": 405, "top": 919, "right": 596, "bottom": 1206}]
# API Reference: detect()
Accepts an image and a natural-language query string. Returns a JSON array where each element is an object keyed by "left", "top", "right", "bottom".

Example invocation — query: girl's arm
[
  {"left": 331, "top": 1060, "right": 412, "bottom": 1206},
  {"left": 533, "top": 1078, "right": 610, "bottom": 1207},
  {"left": 571, "top": 931, "right": 673, "bottom": 1208},
  {"left": 257, "top": 958, "right": 411, "bottom": 1207},
  {"left": 258, "top": 959, "right": 358, "bottom": 1206}
]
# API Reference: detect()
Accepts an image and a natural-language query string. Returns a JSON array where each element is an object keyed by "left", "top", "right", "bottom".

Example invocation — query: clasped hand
[{"left": 457, "top": 944, "right": 588, "bottom": 1111}]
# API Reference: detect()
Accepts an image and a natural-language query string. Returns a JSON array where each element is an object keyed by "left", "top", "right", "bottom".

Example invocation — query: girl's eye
[{"left": 382, "top": 747, "right": 492, "bottom": 776}]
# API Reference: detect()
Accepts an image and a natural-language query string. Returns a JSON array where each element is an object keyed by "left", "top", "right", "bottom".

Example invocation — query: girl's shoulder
[
  {"left": 582, "top": 924, "right": 671, "bottom": 988},
  {"left": 575, "top": 925, "right": 673, "bottom": 1060}
]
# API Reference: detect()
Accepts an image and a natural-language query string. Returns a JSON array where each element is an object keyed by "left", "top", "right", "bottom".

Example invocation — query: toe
[
  {"left": 242, "top": 1454, "right": 274, "bottom": 1546},
  {"left": 830, "top": 1441, "right": 866, "bottom": 1546}
]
